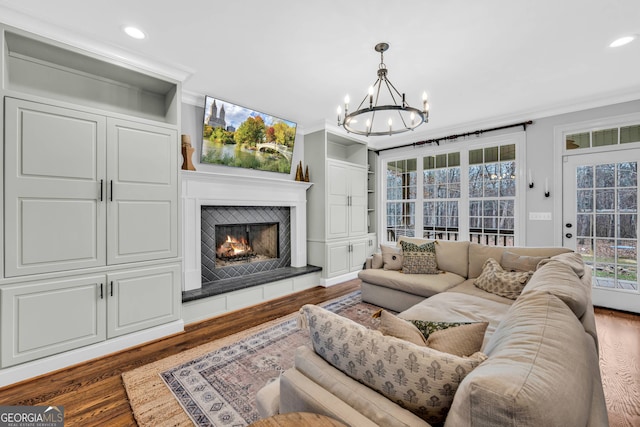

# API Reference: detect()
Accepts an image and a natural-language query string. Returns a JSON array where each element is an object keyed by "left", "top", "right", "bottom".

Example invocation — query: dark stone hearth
[{"left": 182, "top": 265, "right": 322, "bottom": 303}]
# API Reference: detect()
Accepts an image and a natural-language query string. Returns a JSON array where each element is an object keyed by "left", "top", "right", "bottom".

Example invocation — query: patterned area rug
[{"left": 122, "top": 291, "right": 381, "bottom": 427}]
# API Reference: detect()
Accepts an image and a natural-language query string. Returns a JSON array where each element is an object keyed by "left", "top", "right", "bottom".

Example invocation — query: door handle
[
  {"left": 99, "top": 179, "right": 103, "bottom": 201},
  {"left": 566, "top": 223, "right": 573, "bottom": 228},
  {"left": 100, "top": 283, "right": 104, "bottom": 299},
  {"left": 110, "top": 281, "right": 113, "bottom": 297},
  {"left": 565, "top": 233, "right": 573, "bottom": 238},
  {"left": 110, "top": 180, "right": 114, "bottom": 202}
]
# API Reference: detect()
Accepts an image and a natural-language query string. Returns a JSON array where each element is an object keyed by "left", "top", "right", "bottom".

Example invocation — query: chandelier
[{"left": 337, "top": 42, "right": 429, "bottom": 136}]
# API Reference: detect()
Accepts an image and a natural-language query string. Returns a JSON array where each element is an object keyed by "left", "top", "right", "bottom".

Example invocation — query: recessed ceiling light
[
  {"left": 123, "top": 26, "right": 146, "bottom": 40},
  {"left": 609, "top": 35, "right": 636, "bottom": 48}
]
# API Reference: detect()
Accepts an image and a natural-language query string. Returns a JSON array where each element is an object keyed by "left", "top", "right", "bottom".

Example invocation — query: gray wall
[
  {"left": 182, "top": 98, "right": 640, "bottom": 248},
  {"left": 525, "top": 99, "right": 640, "bottom": 246}
]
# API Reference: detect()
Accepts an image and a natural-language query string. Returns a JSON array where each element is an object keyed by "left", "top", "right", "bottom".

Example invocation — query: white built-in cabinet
[
  {"left": 305, "top": 128, "right": 369, "bottom": 282},
  {"left": 0, "top": 26, "right": 182, "bottom": 370},
  {"left": 0, "top": 264, "right": 180, "bottom": 367},
  {"left": 4, "top": 99, "right": 178, "bottom": 277}
]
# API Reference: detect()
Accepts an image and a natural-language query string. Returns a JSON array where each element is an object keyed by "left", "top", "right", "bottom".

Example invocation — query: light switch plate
[{"left": 529, "top": 212, "right": 552, "bottom": 220}]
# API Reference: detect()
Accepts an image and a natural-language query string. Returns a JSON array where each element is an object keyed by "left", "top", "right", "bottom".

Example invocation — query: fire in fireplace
[{"left": 214, "top": 223, "right": 279, "bottom": 268}]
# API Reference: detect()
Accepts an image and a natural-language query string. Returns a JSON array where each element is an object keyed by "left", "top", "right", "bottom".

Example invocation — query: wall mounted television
[{"left": 201, "top": 95, "right": 297, "bottom": 174}]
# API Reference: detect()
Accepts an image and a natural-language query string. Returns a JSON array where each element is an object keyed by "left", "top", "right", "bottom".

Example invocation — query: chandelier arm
[
  {"left": 383, "top": 79, "right": 401, "bottom": 107},
  {"left": 384, "top": 78, "right": 406, "bottom": 103},
  {"left": 396, "top": 108, "right": 410, "bottom": 130}
]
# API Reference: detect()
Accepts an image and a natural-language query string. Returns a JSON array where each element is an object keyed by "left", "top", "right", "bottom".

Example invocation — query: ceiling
[{"left": 1, "top": 0, "right": 639, "bottom": 150}]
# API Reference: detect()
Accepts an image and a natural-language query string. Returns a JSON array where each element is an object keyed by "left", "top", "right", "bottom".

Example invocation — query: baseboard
[
  {"left": 0, "top": 320, "right": 184, "bottom": 387},
  {"left": 320, "top": 271, "right": 359, "bottom": 287}
]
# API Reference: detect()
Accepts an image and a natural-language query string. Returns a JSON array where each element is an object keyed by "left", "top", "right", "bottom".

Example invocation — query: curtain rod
[{"left": 373, "top": 120, "right": 533, "bottom": 154}]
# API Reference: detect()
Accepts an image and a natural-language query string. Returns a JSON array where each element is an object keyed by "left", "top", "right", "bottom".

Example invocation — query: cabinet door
[
  {"left": 325, "top": 241, "right": 350, "bottom": 277},
  {"left": 350, "top": 238, "right": 369, "bottom": 272},
  {"left": 0, "top": 275, "right": 106, "bottom": 367},
  {"left": 106, "top": 264, "right": 181, "bottom": 338},
  {"left": 348, "top": 166, "right": 368, "bottom": 236},
  {"left": 106, "top": 119, "right": 178, "bottom": 264},
  {"left": 4, "top": 98, "right": 107, "bottom": 277},
  {"left": 326, "top": 162, "right": 349, "bottom": 239}
]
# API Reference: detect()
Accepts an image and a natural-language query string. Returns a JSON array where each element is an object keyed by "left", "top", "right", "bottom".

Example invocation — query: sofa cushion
[
  {"left": 500, "top": 251, "right": 546, "bottom": 272},
  {"left": 522, "top": 252, "right": 590, "bottom": 318},
  {"left": 468, "top": 244, "right": 572, "bottom": 279},
  {"left": 358, "top": 268, "right": 465, "bottom": 298},
  {"left": 381, "top": 244, "right": 403, "bottom": 270},
  {"left": 398, "top": 237, "right": 470, "bottom": 278},
  {"left": 400, "top": 240, "right": 439, "bottom": 274},
  {"left": 300, "top": 304, "right": 487, "bottom": 425},
  {"left": 445, "top": 291, "right": 596, "bottom": 427},
  {"left": 474, "top": 258, "right": 533, "bottom": 300}
]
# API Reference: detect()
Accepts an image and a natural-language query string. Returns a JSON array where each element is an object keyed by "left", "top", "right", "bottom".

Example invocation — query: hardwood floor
[
  {"left": 0, "top": 280, "right": 360, "bottom": 426},
  {"left": 0, "top": 280, "right": 637, "bottom": 427},
  {"left": 595, "top": 307, "right": 640, "bottom": 427}
]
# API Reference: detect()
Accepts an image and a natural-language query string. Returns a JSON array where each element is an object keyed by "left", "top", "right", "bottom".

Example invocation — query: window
[
  {"left": 382, "top": 133, "right": 524, "bottom": 246},
  {"left": 386, "top": 159, "right": 417, "bottom": 240},
  {"left": 423, "top": 153, "right": 460, "bottom": 240},
  {"left": 566, "top": 124, "right": 640, "bottom": 150},
  {"left": 468, "top": 144, "right": 516, "bottom": 246}
]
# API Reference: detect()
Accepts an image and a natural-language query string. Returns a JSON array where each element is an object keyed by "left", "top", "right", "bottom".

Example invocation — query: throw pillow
[
  {"left": 300, "top": 304, "right": 487, "bottom": 425},
  {"left": 475, "top": 258, "right": 533, "bottom": 299},
  {"left": 426, "top": 322, "right": 489, "bottom": 357},
  {"left": 371, "top": 252, "right": 384, "bottom": 269},
  {"left": 377, "top": 310, "right": 428, "bottom": 346},
  {"left": 409, "top": 320, "right": 475, "bottom": 340},
  {"left": 500, "top": 251, "right": 546, "bottom": 272},
  {"left": 399, "top": 240, "right": 439, "bottom": 274},
  {"left": 380, "top": 244, "right": 403, "bottom": 270}
]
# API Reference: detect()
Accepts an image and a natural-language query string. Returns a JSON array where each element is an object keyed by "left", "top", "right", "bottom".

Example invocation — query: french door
[{"left": 563, "top": 150, "right": 639, "bottom": 313}]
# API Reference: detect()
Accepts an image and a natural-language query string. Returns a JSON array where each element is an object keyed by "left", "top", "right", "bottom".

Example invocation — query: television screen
[{"left": 201, "top": 96, "right": 297, "bottom": 174}]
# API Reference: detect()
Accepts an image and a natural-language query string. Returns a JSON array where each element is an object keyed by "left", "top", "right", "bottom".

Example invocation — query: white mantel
[{"left": 181, "top": 170, "right": 312, "bottom": 291}]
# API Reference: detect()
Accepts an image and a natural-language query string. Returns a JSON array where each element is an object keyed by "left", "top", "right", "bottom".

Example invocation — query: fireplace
[
  {"left": 215, "top": 222, "right": 279, "bottom": 267},
  {"left": 201, "top": 205, "right": 291, "bottom": 285}
]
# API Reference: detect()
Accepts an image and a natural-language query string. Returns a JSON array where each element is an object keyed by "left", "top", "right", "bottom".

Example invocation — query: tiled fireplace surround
[{"left": 181, "top": 171, "right": 315, "bottom": 306}]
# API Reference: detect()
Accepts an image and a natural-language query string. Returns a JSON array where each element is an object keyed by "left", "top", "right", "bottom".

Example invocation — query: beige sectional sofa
[{"left": 257, "top": 238, "right": 608, "bottom": 426}]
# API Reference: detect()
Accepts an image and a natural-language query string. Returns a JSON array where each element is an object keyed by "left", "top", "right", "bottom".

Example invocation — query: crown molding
[{"left": 0, "top": 6, "right": 194, "bottom": 83}]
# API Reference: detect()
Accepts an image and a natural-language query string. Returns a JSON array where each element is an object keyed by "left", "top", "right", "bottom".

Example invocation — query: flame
[{"left": 222, "top": 235, "right": 251, "bottom": 255}]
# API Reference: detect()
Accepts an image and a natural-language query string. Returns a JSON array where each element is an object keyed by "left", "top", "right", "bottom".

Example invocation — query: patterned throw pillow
[
  {"left": 475, "top": 258, "right": 533, "bottom": 299},
  {"left": 399, "top": 241, "right": 439, "bottom": 274},
  {"left": 380, "top": 244, "right": 403, "bottom": 270},
  {"left": 300, "top": 304, "right": 487, "bottom": 425}
]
